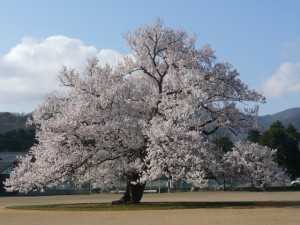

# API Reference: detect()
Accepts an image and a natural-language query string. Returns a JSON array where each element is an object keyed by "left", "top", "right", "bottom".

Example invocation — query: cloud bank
[
  {"left": 262, "top": 39, "right": 300, "bottom": 98},
  {"left": 0, "top": 36, "right": 124, "bottom": 112},
  {"left": 4, "top": 35, "right": 299, "bottom": 112},
  {"left": 263, "top": 62, "right": 300, "bottom": 97}
]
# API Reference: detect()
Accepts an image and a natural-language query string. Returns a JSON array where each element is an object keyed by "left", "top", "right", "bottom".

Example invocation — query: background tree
[
  {"left": 6, "top": 21, "right": 267, "bottom": 203},
  {"left": 221, "top": 142, "right": 289, "bottom": 189},
  {"left": 0, "top": 128, "right": 35, "bottom": 152},
  {"left": 259, "top": 121, "right": 300, "bottom": 178},
  {"left": 286, "top": 124, "right": 300, "bottom": 141},
  {"left": 247, "top": 129, "right": 261, "bottom": 143},
  {"left": 247, "top": 121, "right": 300, "bottom": 179}
]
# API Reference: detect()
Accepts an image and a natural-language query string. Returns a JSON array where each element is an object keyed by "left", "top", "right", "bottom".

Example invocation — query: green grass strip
[{"left": 7, "top": 201, "right": 300, "bottom": 211}]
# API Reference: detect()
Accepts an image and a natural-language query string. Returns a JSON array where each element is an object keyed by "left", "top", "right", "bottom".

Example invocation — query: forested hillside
[
  {"left": 0, "top": 112, "right": 29, "bottom": 133},
  {"left": 0, "top": 112, "right": 35, "bottom": 152},
  {"left": 259, "top": 108, "right": 300, "bottom": 130}
]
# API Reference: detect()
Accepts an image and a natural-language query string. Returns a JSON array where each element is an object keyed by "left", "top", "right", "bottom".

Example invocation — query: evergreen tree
[
  {"left": 286, "top": 124, "right": 300, "bottom": 141},
  {"left": 247, "top": 129, "right": 261, "bottom": 143},
  {"left": 260, "top": 121, "right": 300, "bottom": 179},
  {"left": 0, "top": 128, "right": 35, "bottom": 152}
]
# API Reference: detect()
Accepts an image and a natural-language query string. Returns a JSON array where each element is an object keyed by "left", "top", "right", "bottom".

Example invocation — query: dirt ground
[{"left": 1, "top": 192, "right": 300, "bottom": 225}]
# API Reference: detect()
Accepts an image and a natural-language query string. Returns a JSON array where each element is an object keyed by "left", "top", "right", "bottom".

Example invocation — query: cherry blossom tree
[
  {"left": 6, "top": 21, "right": 268, "bottom": 203},
  {"left": 220, "top": 142, "right": 290, "bottom": 189}
]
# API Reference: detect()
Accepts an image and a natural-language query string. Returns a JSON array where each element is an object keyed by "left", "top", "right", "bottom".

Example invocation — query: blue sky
[{"left": 0, "top": 0, "right": 300, "bottom": 115}]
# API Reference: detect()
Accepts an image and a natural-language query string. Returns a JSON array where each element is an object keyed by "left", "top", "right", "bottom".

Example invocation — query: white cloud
[
  {"left": 262, "top": 62, "right": 300, "bottom": 97},
  {"left": 0, "top": 36, "right": 125, "bottom": 112}
]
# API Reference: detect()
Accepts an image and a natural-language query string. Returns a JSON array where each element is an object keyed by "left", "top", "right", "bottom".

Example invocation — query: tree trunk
[{"left": 112, "top": 172, "right": 146, "bottom": 204}]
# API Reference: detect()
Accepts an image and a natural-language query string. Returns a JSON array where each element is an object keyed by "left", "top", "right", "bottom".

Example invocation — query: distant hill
[
  {"left": 259, "top": 108, "right": 300, "bottom": 130},
  {"left": 0, "top": 112, "right": 30, "bottom": 134},
  {"left": 0, "top": 108, "right": 300, "bottom": 148},
  {"left": 0, "top": 113, "right": 35, "bottom": 152}
]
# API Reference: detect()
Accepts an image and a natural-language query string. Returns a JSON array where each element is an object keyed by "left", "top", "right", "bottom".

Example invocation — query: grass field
[{"left": 1, "top": 192, "right": 300, "bottom": 225}]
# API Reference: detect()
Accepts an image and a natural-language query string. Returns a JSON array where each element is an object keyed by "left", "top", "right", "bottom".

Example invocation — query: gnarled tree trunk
[{"left": 112, "top": 171, "right": 146, "bottom": 204}]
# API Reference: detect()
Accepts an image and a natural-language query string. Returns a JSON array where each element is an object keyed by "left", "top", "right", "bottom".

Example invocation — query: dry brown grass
[{"left": 1, "top": 192, "right": 300, "bottom": 225}]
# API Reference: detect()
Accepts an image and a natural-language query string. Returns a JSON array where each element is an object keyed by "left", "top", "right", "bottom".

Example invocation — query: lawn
[
  {"left": 1, "top": 192, "right": 300, "bottom": 225},
  {"left": 7, "top": 200, "right": 300, "bottom": 211}
]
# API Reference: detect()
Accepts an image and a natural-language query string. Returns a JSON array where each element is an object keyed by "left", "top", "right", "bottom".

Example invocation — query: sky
[{"left": 0, "top": 0, "right": 300, "bottom": 115}]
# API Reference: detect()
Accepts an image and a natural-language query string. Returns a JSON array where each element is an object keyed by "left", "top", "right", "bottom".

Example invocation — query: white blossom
[
  {"left": 6, "top": 21, "right": 268, "bottom": 194},
  {"left": 220, "top": 142, "right": 290, "bottom": 188}
]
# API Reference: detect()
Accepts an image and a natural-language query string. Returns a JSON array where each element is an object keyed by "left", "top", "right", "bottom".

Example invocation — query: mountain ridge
[{"left": 258, "top": 107, "right": 300, "bottom": 130}]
